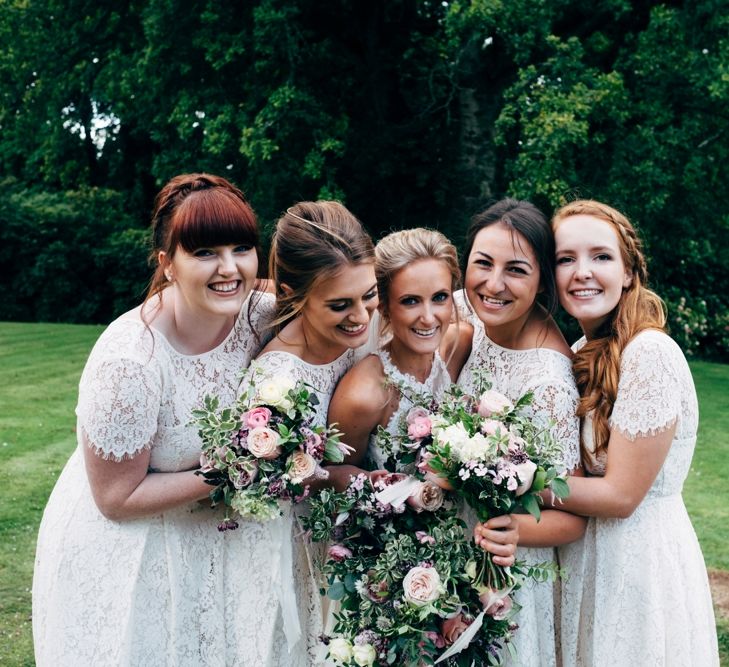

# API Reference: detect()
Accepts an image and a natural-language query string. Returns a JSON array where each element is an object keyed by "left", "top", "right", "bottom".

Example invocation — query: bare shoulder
[{"left": 334, "top": 354, "right": 389, "bottom": 404}]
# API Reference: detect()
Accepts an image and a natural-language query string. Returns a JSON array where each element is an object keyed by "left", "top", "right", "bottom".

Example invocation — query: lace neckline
[
  {"left": 377, "top": 348, "right": 444, "bottom": 393},
  {"left": 475, "top": 320, "right": 572, "bottom": 363},
  {"left": 117, "top": 291, "right": 260, "bottom": 360},
  {"left": 258, "top": 347, "right": 354, "bottom": 369}
]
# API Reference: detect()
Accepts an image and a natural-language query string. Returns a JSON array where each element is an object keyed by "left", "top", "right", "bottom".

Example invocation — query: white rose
[
  {"left": 513, "top": 459, "right": 538, "bottom": 496},
  {"left": 247, "top": 427, "right": 282, "bottom": 460},
  {"left": 328, "top": 637, "right": 354, "bottom": 663},
  {"left": 257, "top": 376, "right": 295, "bottom": 411},
  {"left": 289, "top": 450, "right": 318, "bottom": 484},
  {"left": 477, "top": 389, "right": 513, "bottom": 417},
  {"left": 403, "top": 566, "right": 442, "bottom": 606},
  {"left": 352, "top": 643, "right": 377, "bottom": 667}
]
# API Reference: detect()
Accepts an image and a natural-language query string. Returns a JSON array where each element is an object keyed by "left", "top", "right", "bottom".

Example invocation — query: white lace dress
[
  {"left": 250, "top": 348, "right": 358, "bottom": 666},
  {"left": 367, "top": 348, "right": 452, "bottom": 470},
  {"left": 31, "top": 293, "right": 309, "bottom": 667},
  {"left": 455, "top": 292, "right": 580, "bottom": 667},
  {"left": 558, "top": 330, "right": 719, "bottom": 666}
]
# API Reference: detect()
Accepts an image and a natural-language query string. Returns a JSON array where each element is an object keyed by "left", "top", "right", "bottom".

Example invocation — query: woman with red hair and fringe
[{"left": 31, "top": 174, "right": 296, "bottom": 666}]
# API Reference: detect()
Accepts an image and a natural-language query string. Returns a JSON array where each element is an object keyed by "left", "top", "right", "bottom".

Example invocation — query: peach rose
[
  {"left": 403, "top": 566, "right": 442, "bottom": 606},
  {"left": 289, "top": 450, "right": 318, "bottom": 484},
  {"left": 441, "top": 613, "right": 471, "bottom": 646},
  {"left": 479, "top": 588, "right": 513, "bottom": 620},
  {"left": 247, "top": 426, "right": 282, "bottom": 460},
  {"left": 406, "top": 481, "right": 444, "bottom": 513}
]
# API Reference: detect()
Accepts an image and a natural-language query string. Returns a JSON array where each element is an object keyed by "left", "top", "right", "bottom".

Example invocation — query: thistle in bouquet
[
  {"left": 303, "top": 473, "right": 519, "bottom": 666},
  {"left": 191, "top": 362, "right": 352, "bottom": 529},
  {"left": 422, "top": 370, "right": 569, "bottom": 592}
]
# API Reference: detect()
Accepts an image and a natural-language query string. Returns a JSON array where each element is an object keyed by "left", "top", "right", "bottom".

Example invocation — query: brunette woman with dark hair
[
  {"left": 459, "top": 198, "right": 586, "bottom": 666},
  {"left": 32, "top": 174, "right": 286, "bottom": 666}
]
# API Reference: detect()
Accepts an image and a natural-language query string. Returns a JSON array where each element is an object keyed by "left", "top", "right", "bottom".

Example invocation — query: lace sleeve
[
  {"left": 610, "top": 332, "right": 680, "bottom": 440},
  {"left": 529, "top": 380, "right": 581, "bottom": 472},
  {"left": 77, "top": 357, "right": 162, "bottom": 461}
]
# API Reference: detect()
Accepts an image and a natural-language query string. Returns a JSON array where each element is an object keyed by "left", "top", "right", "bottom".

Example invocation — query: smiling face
[
  {"left": 464, "top": 222, "right": 541, "bottom": 340},
  {"left": 300, "top": 262, "right": 378, "bottom": 355},
  {"left": 385, "top": 258, "right": 453, "bottom": 358},
  {"left": 163, "top": 242, "right": 258, "bottom": 321},
  {"left": 554, "top": 214, "right": 633, "bottom": 337}
]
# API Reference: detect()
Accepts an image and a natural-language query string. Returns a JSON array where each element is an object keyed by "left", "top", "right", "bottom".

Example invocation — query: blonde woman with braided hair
[{"left": 552, "top": 200, "right": 718, "bottom": 666}]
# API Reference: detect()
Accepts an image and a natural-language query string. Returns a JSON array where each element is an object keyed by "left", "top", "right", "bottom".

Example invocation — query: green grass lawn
[{"left": 0, "top": 322, "right": 727, "bottom": 665}]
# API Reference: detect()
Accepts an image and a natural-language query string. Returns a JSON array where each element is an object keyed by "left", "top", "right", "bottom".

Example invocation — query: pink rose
[
  {"left": 247, "top": 426, "right": 282, "bottom": 460},
  {"left": 406, "top": 481, "right": 444, "bottom": 513},
  {"left": 441, "top": 613, "right": 472, "bottom": 646},
  {"left": 328, "top": 544, "right": 353, "bottom": 562},
  {"left": 415, "top": 530, "right": 436, "bottom": 546},
  {"left": 513, "top": 459, "right": 537, "bottom": 496},
  {"left": 402, "top": 566, "right": 442, "bottom": 606},
  {"left": 407, "top": 416, "right": 432, "bottom": 440},
  {"left": 245, "top": 406, "right": 272, "bottom": 429},
  {"left": 477, "top": 389, "right": 513, "bottom": 417},
  {"left": 480, "top": 419, "right": 505, "bottom": 437},
  {"left": 406, "top": 407, "right": 430, "bottom": 424},
  {"left": 289, "top": 450, "right": 318, "bottom": 483},
  {"left": 479, "top": 588, "right": 513, "bottom": 620}
]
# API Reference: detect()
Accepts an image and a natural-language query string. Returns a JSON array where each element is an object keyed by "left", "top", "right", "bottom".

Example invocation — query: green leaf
[
  {"left": 327, "top": 581, "right": 345, "bottom": 600},
  {"left": 521, "top": 492, "right": 542, "bottom": 521},
  {"left": 550, "top": 477, "right": 570, "bottom": 499}
]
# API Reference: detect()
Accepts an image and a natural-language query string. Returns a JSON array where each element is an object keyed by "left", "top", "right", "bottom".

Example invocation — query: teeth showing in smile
[
  {"left": 572, "top": 289, "right": 601, "bottom": 297},
  {"left": 209, "top": 281, "right": 239, "bottom": 293},
  {"left": 481, "top": 296, "right": 508, "bottom": 306},
  {"left": 339, "top": 324, "right": 366, "bottom": 334},
  {"left": 413, "top": 327, "right": 437, "bottom": 337}
]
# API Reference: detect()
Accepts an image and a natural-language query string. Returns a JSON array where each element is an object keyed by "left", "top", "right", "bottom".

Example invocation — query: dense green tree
[{"left": 0, "top": 0, "right": 726, "bottom": 357}]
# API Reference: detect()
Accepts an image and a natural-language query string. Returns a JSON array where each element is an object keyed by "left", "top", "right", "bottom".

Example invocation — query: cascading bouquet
[
  {"left": 191, "top": 361, "right": 351, "bottom": 529},
  {"left": 303, "top": 472, "right": 524, "bottom": 666}
]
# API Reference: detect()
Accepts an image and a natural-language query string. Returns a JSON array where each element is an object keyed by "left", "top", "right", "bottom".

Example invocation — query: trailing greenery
[
  {"left": 0, "top": 1, "right": 726, "bottom": 357},
  {"left": 0, "top": 321, "right": 727, "bottom": 665}
]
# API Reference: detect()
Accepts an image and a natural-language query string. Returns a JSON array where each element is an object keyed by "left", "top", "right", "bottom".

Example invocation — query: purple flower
[{"left": 217, "top": 518, "right": 239, "bottom": 532}]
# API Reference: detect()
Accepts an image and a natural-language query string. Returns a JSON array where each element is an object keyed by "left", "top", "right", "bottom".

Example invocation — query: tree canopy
[{"left": 0, "top": 0, "right": 727, "bottom": 357}]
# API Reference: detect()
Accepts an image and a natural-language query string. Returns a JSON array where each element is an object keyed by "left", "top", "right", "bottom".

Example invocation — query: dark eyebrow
[
  {"left": 324, "top": 283, "right": 377, "bottom": 304},
  {"left": 474, "top": 251, "right": 532, "bottom": 269}
]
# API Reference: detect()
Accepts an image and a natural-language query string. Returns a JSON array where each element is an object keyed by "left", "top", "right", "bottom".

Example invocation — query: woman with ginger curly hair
[{"left": 552, "top": 200, "right": 718, "bottom": 666}]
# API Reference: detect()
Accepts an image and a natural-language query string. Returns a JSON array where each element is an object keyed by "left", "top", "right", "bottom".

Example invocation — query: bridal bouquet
[
  {"left": 419, "top": 373, "right": 569, "bottom": 590},
  {"left": 303, "top": 473, "right": 521, "bottom": 666},
  {"left": 192, "top": 362, "right": 350, "bottom": 528}
]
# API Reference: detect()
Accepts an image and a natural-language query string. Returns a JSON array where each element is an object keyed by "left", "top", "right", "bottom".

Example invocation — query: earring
[{"left": 165, "top": 271, "right": 173, "bottom": 282}]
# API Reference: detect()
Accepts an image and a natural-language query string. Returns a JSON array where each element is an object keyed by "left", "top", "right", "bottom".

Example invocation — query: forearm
[
  {"left": 90, "top": 469, "right": 212, "bottom": 521},
  {"left": 322, "top": 464, "right": 368, "bottom": 492},
  {"left": 554, "top": 475, "right": 642, "bottom": 519},
  {"left": 514, "top": 509, "right": 586, "bottom": 547}
]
